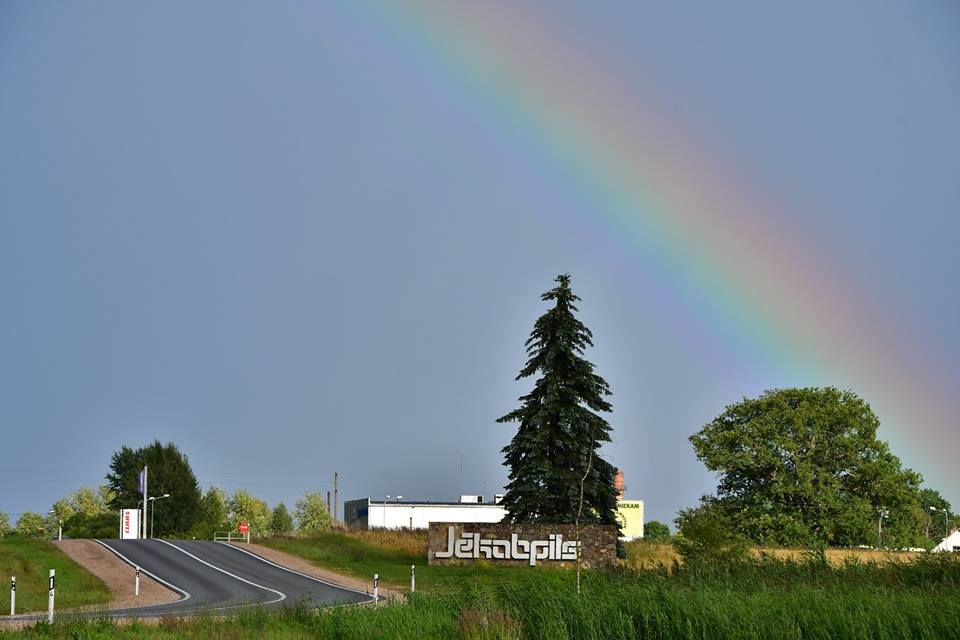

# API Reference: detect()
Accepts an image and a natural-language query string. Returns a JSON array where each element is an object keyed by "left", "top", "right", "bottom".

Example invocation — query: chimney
[{"left": 614, "top": 469, "right": 626, "bottom": 501}]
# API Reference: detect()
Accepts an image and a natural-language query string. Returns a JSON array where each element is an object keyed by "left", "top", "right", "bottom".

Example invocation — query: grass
[
  {"left": 0, "top": 538, "right": 111, "bottom": 615},
  {"left": 2, "top": 531, "right": 958, "bottom": 638}
]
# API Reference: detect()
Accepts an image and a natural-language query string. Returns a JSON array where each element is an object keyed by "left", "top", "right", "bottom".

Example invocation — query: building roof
[{"left": 367, "top": 500, "right": 505, "bottom": 507}]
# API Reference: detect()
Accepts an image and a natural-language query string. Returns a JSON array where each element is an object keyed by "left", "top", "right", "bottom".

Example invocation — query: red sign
[{"left": 238, "top": 522, "right": 249, "bottom": 534}]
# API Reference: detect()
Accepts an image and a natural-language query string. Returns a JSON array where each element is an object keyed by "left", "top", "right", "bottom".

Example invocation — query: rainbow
[{"left": 360, "top": 3, "right": 956, "bottom": 492}]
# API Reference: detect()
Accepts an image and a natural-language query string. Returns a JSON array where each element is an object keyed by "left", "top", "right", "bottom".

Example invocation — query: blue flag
[{"left": 138, "top": 467, "right": 146, "bottom": 494}]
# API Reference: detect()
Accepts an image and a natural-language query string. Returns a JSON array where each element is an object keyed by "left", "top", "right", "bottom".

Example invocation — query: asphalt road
[{"left": 14, "top": 539, "right": 372, "bottom": 620}]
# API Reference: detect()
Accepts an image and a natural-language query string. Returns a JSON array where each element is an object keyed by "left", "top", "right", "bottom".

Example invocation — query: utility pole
[
  {"left": 326, "top": 490, "right": 331, "bottom": 516},
  {"left": 333, "top": 472, "right": 338, "bottom": 524}
]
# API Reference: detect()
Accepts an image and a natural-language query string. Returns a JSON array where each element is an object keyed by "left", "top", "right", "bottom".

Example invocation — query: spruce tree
[{"left": 497, "top": 274, "right": 619, "bottom": 528}]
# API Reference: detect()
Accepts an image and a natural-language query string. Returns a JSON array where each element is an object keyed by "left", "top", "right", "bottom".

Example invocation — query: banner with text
[{"left": 120, "top": 509, "right": 140, "bottom": 540}]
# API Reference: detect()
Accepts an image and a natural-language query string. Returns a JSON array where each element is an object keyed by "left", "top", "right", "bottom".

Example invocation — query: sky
[{"left": 1, "top": 1, "right": 958, "bottom": 528}]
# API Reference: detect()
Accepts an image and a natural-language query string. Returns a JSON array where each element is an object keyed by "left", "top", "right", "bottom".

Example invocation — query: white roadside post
[
  {"left": 410, "top": 565, "right": 415, "bottom": 593},
  {"left": 47, "top": 569, "right": 55, "bottom": 624},
  {"left": 135, "top": 567, "right": 140, "bottom": 597},
  {"left": 9, "top": 576, "right": 14, "bottom": 616},
  {"left": 373, "top": 573, "right": 379, "bottom": 604}
]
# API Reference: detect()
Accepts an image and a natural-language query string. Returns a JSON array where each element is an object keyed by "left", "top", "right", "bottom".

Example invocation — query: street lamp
[
  {"left": 877, "top": 508, "right": 889, "bottom": 548},
  {"left": 148, "top": 494, "right": 171, "bottom": 539},
  {"left": 929, "top": 506, "right": 949, "bottom": 539},
  {"left": 47, "top": 510, "right": 62, "bottom": 542}
]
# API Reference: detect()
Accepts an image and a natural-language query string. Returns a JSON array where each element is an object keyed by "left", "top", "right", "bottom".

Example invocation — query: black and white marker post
[
  {"left": 373, "top": 573, "right": 379, "bottom": 604},
  {"left": 410, "top": 564, "right": 415, "bottom": 593},
  {"left": 47, "top": 569, "right": 55, "bottom": 623},
  {"left": 9, "top": 576, "right": 14, "bottom": 616},
  {"left": 135, "top": 567, "right": 140, "bottom": 597}
]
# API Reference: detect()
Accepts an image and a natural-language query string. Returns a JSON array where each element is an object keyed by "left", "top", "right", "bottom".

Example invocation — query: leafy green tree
[
  {"left": 229, "top": 490, "right": 270, "bottom": 536},
  {"left": 690, "top": 387, "right": 924, "bottom": 547},
  {"left": 105, "top": 440, "right": 202, "bottom": 536},
  {"left": 64, "top": 512, "right": 119, "bottom": 539},
  {"left": 674, "top": 502, "right": 748, "bottom": 565},
  {"left": 644, "top": 520, "right": 671, "bottom": 542},
  {"left": 919, "top": 488, "right": 952, "bottom": 542},
  {"left": 48, "top": 486, "right": 114, "bottom": 539},
  {"left": 0, "top": 512, "right": 10, "bottom": 538},
  {"left": 295, "top": 492, "right": 332, "bottom": 533},
  {"left": 497, "top": 274, "right": 619, "bottom": 531},
  {"left": 15, "top": 512, "right": 47, "bottom": 538},
  {"left": 71, "top": 486, "right": 110, "bottom": 517},
  {"left": 271, "top": 502, "right": 294, "bottom": 535},
  {"left": 192, "top": 487, "right": 230, "bottom": 540}
]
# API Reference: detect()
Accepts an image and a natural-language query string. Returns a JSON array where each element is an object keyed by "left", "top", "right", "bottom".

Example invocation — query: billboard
[
  {"left": 616, "top": 500, "right": 644, "bottom": 541},
  {"left": 120, "top": 508, "right": 140, "bottom": 539}
]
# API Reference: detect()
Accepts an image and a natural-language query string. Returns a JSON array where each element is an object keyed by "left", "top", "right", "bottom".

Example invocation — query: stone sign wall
[{"left": 427, "top": 522, "right": 617, "bottom": 568}]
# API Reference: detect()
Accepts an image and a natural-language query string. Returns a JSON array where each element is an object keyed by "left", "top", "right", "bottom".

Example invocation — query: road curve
[{"left": 4, "top": 539, "right": 372, "bottom": 621}]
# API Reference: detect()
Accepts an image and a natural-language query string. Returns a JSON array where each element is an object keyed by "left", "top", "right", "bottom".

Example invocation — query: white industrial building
[
  {"left": 344, "top": 495, "right": 507, "bottom": 530},
  {"left": 931, "top": 530, "right": 960, "bottom": 553}
]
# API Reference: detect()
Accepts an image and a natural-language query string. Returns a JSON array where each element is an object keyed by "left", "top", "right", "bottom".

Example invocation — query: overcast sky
[{"left": 2, "top": 2, "right": 958, "bottom": 527}]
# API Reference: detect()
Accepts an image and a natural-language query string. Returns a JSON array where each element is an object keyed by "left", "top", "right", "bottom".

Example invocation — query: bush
[{"left": 673, "top": 505, "right": 748, "bottom": 566}]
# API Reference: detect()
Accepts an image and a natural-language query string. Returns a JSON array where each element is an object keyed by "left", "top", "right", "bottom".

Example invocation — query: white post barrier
[
  {"left": 47, "top": 569, "right": 55, "bottom": 624},
  {"left": 410, "top": 565, "right": 415, "bottom": 593},
  {"left": 373, "top": 573, "right": 379, "bottom": 604},
  {"left": 135, "top": 567, "right": 140, "bottom": 597},
  {"left": 9, "top": 576, "right": 14, "bottom": 616}
]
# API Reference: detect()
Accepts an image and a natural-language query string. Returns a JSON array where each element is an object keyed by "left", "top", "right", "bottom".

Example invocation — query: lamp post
[
  {"left": 929, "top": 506, "right": 949, "bottom": 539},
  {"left": 148, "top": 494, "right": 171, "bottom": 539},
  {"left": 47, "top": 511, "right": 62, "bottom": 541},
  {"left": 877, "top": 508, "right": 889, "bottom": 548}
]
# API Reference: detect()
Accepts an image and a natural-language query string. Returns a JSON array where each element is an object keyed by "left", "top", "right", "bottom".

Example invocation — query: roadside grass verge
[
  {"left": 259, "top": 531, "right": 524, "bottom": 591},
  {"left": 0, "top": 539, "right": 110, "bottom": 615}
]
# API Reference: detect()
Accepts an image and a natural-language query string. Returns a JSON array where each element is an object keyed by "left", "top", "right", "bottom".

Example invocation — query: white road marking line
[
  {"left": 156, "top": 539, "right": 286, "bottom": 604},
  {"left": 92, "top": 539, "right": 192, "bottom": 604},
  {"left": 215, "top": 541, "right": 376, "bottom": 603}
]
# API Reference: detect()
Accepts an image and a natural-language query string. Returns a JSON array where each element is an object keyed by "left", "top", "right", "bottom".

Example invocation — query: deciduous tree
[
  {"left": 192, "top": 487, "right": 230, "bottom": 540},
  {"left": 271, "top": 502, "right": 294, "bottom": 535},
  {"left": 15, "top": 512, "right": 46, "bottom": 538},
  {"left": 229, "top": 490, "right": 270, "bottom": 535},
  {"left": 295, "top": 492, "right": 332, "bottom": 533},
  {"left": 497, "top": 274, "right": 619, "bottom": 531},
  {"left": 689, "top": 387, "right": 924, "bottom": 547},
  {"left": 644, "top": 520, "right": 671, "bottom": 542},
  {"left": 105, "top": 441, "right": 202, "bottom": 536}
]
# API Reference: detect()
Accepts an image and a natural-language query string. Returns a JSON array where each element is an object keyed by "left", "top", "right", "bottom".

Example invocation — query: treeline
[{"left": 0, "top": 440, "right": 333, "bottom": 541}]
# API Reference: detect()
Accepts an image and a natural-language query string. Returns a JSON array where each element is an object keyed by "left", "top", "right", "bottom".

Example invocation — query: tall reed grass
[{"left": 4, "top": 554, "right": 957, "bottom": 639}]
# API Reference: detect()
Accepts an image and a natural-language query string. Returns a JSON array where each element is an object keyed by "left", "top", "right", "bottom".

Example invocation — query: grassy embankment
[
  {"left": 2, "top": 529, "right": 958, "bottom": 639},
  {"left": 0, "top": 539, "right": 110, "bottom": 615}
]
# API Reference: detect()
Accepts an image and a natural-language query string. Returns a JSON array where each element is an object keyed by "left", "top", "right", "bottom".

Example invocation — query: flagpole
[{"left": 142, "top": 466, "right": 148, "bottom": 540}]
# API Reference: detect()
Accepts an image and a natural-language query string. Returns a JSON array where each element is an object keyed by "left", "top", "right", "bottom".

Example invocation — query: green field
[
  {"left": 2, "top": 531, "right": 959, "bottom": 639},
  {"left": 0, "top": 539, "right": 110, "bottom": 615}
]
